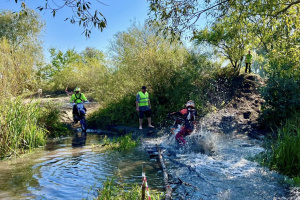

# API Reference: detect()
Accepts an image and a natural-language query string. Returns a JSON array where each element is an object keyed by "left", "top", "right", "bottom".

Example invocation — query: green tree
[
  {"left": 193, "top": 13, "right": 254, "bottom": 74},
  {"left": 103, "top": 23, "right": 189, "bottom": 103},
  {"left": 148, "top": 0, "right": 300, "bottom": 39},
  {"left": 0, "top": 9, "right": 44, "bottom": 51},
  {"left": 0, "top": 9, "right": 44, "bottom": 98},
  {"left": 45, "top": 47, "right": 107, "bottom": 92},
  {"left": 44, "top": 48, "right": 81, "bottom": 79}
]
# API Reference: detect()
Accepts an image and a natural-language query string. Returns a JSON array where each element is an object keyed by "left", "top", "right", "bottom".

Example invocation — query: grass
[
  {"left": 93, "top": 134, "right": 139, "bottom": 152},
  {"left": 95, "top": 177, "right": 164, "bottom": 200},
  {"left": 38, "top": 101, "right": 71, "bottom": 137},
  {"left": 257, "top": 118, "right": 300, "bottom": 186},
  {"left": 0, "top": 97, "right": 71, "bottom": 159},
  {"left": 0, "top": 98, "right": 46, "bottom": 158}
]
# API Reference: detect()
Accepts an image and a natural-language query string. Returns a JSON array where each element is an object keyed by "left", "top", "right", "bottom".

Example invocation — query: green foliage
[
  {"left": 113, "top": 134, "right": 139, "bottom": 151},
  {"left": 0, "top": 98, "right": 46, "bottom": 158},
  {"left": 100, "top": 134, "right": 138, "bottom": 152},
  {"left": 88, "top": 23, "right": 218, "bottom": 128},
  {"left": 257, "top": 118, "right": 300, "bottom": 180},
  {"left": 193, "top": 14, "right": 253, "bottom": 73},
  {"left": 0, "top": 9, "right": 44, "bottom": 50},
  {"left": 260, "top": 73, "right": 300, "bottom": 128},
  {"left": 0, "top": 9, "right": 44, "bottom": 98},
  {"left": 88, "top": 95, "right": 137, "bottom": 128},
  {"left": 38, "top": 102, "right": 71, "bottom": 138},
  {"left": 148, "top": 0, "right": 232, "bottom": 38},
  {"left": 44, "top": 47, "right": 107, "bottom": 92},
  {"left": 96, "top": 177, "right": 164, "bottom": 200},
  {"left": 0, "top": 98, "right": 71, "bottom": 158},
  {"left": 15, "top": 0, "right": 107, "bottom": 37}
]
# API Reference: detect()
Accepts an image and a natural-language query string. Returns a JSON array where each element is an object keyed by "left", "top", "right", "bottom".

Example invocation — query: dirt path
[{"left": 31, "top": 96, "right": 100, "bottom": 129}]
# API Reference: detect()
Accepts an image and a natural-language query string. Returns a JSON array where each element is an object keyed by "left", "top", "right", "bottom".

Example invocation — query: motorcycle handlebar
[{"left": 70, "top": 101, "right": 90, "bottom": 106}]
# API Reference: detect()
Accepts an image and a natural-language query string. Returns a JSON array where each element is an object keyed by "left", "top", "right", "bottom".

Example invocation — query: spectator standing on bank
[
  {"left": 245, "top": 50, "right": 252, "bottom": 73},
  {"left": 136, "top": 86, "right": 154, "bottom": 130}
]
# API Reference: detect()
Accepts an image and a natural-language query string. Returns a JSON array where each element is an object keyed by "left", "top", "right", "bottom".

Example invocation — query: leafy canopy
[{"left": 13, "top": 0, "right": 107, "bottom": 37}]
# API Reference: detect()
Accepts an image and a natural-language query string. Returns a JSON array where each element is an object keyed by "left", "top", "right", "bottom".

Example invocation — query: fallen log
[{"left": 157, "top": 145, "right": 172, "bottom": 200}]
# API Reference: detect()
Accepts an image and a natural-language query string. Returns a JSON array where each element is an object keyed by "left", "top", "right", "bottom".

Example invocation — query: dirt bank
[{"left": 200, "top": 74, "right": 265, "bottom": 139}]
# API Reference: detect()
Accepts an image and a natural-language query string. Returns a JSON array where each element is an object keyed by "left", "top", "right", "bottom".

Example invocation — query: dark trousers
[{"left": 245, "top": 63, "right": 251, "bottom": 73}]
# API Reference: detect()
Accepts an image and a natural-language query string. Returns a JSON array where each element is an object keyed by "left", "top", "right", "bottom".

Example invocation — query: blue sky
[{"left": 0, "top": 0, "right": 150, "bottom": 60}]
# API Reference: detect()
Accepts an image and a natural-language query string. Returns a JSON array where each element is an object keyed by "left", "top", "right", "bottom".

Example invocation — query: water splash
[{"left": 143, "top": 126, "right": 292, "bottom": 199}]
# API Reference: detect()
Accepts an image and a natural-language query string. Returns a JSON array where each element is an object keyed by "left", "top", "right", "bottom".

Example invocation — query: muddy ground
[{"left": 200, "top": 73, "right": 266, "bottom": 139}]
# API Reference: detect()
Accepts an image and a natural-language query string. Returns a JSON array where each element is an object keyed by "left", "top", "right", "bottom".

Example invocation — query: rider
[
  {"left": 171, "top": 100, "right": 197, "bottom": 145},
  {"left": 70, "top": 87, "right": 88, "bottom": 123}
]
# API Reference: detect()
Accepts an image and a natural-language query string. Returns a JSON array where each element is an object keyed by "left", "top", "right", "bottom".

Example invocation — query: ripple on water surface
[{"left": 0, "top": 134, "right": 164, "bottom": 200}]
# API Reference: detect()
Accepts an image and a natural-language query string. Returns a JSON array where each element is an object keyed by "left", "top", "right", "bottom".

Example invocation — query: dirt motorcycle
[
  {"left": 71, "top": 101, "right": 89, "bottom": 133},
  {"left": 167, "top": 113, "right": 185, "bottom": 135},
  {"left": 167, "top": 112, "right": 199, "bottom": 145}
]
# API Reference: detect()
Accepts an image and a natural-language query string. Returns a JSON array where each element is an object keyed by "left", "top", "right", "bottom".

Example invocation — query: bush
[
  {"left": 38, "top": 101, "right": 71, "bottom": 137},
  {"left": 260, "top": 74, "right": 300, "bottom": 128}
]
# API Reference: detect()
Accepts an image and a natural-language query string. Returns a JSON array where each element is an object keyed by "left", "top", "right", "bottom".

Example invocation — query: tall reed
[
  {"left": 269, "top": 119, "right": 300, "bottom": 177},
  {"left": 0, "top": 98, "right": 46, "bottom": 158}
]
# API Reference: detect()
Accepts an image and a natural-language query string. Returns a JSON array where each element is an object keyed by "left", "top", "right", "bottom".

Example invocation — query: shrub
[
  {"left": 0, "top": 98, "right": 71, "bottom": 158},
  {"left": 260, "top": 74, "right": 300, "bottom": 128},
  {"left": 38, "top": 101, "right": 71, "bottom": 137}
]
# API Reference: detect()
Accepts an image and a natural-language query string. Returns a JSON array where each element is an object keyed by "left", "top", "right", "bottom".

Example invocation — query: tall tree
[
  {"left": 193, "top": 12, "right": 255, "bottom": 73},
  {"left": 0, "top": 9, "right": 44, "bottom": 97},
  {"left": 148, "top": 0, "right": 300, "bottom": 39}
]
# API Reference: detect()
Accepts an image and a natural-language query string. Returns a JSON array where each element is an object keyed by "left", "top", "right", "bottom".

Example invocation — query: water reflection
[
  {"left": 72, "top": 132, "right": 87, "bottom": 147},
  {"left": 0, "top": 134, "right": 164, "bottom": 200}
]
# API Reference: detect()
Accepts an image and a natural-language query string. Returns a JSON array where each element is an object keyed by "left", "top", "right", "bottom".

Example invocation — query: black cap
[{"left": 141, "top": 86, "right": 147, "bottom": 89}]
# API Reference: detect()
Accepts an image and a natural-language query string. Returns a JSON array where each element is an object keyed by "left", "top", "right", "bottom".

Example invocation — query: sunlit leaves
[
  {"left": 0, "top": 9, "right": 44, "bottom": 97},
  {"left": 148, "top": 0, "right": 232, "bottom": 39},
  {"left": 44, "top": 47, "right": 107, "bottom": 92},
  {"left": 14, "top": 0, "right": 107, "bottom": 37}
]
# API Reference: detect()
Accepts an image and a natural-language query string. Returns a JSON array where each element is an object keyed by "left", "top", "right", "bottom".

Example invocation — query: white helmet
[{"left": 186, "top": 100, "right": 195, "bottom": 108}]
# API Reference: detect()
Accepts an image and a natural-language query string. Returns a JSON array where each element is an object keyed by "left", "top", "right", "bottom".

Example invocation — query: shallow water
[
  {"left": 0, "top": 133, "right": 164, "bottom": 200},
  {"left": 143, "top": 128, "right": 297, "bottom": 200}
]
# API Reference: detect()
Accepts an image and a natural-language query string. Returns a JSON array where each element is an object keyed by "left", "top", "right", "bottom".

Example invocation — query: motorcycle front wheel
[{"left": 80, "top": 117, "right": 87, "bottom": 133}]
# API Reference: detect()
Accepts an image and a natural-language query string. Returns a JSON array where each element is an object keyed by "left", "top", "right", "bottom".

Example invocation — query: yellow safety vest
[{"left": 138, "top": 91, "right": 149, "bottom": 107}]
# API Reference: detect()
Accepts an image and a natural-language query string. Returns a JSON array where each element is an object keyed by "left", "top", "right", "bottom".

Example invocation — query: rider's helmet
[
  {"left": 74, "top": 87, "right": 80, "bottom": 93},
  {"left": 186, "top": 100, "right": 195, "bottom": 108}
]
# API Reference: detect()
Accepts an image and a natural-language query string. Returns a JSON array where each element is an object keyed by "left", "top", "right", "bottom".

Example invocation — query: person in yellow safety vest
[
  {"left": 70, "top": 87, "right": 88, "bottom": 123},
  {"left": 245, "top": 50, "right": 252, "bottom": 73},
  {"left": 136, "top": 86, "right": 154, "bottom": 130}
]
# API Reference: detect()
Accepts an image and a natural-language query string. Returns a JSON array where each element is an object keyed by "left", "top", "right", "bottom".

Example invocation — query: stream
[
  {"left": 0, "top": 129, "right": 299, "bottom": 200},
  {"left": 0, "top": 133, "right": 164, "bottom": 200},
  {"left": 144, "top": 127, "right": 299, "bottom": 200}
]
